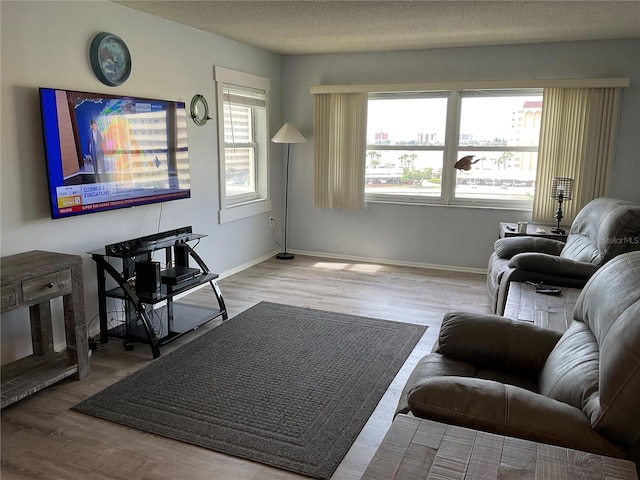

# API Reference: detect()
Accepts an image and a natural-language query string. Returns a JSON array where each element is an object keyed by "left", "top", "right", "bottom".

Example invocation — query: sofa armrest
[
  {"left": 406, "top": 377, "right": 624, "bottom": 458},
  {"left": 509, "top": 253, "right": 599, "bottom": 279},
  {"left": 494, "top": 237, "right": 565, "bottom": 260},
  {"left": 437, "top": 311, "right": 562, "bottom": 377}
]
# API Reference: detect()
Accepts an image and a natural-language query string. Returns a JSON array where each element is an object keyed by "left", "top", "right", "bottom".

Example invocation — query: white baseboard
[
  {"left": 218, "top": 250, "right": 280, "bottom": 279},
  {"left": 288, "top": 249, "right": 487, "bottom": 275}
]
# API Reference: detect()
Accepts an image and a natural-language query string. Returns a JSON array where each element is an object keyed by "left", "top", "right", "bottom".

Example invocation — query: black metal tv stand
[{"left": 89, "top": 227, "right": 227, "bottom": 358}]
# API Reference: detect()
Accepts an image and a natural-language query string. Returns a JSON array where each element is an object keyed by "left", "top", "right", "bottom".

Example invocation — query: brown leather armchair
[
  {"left": 397, "top": 251, "right": 640, "bottom": 467},
  {"left": 488, "top": 197, "right": 640, "bottom": 314}
]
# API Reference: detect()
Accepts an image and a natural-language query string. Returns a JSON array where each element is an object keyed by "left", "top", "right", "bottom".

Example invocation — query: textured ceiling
[{"left": 112, "top": 1, "right": 640, "bottom": 55}]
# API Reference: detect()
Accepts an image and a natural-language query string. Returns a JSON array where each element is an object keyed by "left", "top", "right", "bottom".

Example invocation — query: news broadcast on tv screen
[{"left": 40, "top": 88, "right": 191, "bottom": 219}]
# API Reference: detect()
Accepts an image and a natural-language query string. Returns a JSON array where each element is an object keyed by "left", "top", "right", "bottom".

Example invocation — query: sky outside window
[{"left": 367, "top": 98, "right": 447, "bottom": 145}]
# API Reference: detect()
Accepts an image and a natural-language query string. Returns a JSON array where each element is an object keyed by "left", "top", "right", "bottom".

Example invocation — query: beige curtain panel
[
  {"left": 533, "top": 87, "right": 623, "bottom": 224},
  {"left": 313, "top": 93, "right": 368, "bottom": 210}
]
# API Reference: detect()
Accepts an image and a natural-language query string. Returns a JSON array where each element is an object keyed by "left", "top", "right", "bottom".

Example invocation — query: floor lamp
[{"left": 271, "top": 122, "right": 306, "bottom": 260}]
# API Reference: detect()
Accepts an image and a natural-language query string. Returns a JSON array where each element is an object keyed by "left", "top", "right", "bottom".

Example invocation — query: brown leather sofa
[
  {"left": 487, "top": 197, "right": 640, "bottom": 315},
  {"left": 397, "top": 251, "right": 640, "bottom": 468}
]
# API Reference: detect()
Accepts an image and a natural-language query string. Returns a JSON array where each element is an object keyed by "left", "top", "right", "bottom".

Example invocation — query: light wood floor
[{"left": 1, "top": 255, "right": 490, "bottom": 480}]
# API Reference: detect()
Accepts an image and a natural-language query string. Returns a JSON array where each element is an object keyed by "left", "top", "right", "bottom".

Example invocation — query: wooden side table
[
  {"left": 503, "top": 281, "right": 581, "bottom": 333},
  {"left": 362, "top": 415, "right": 638, "bottom": 480},
  {"left": 1, "top": 250, "right": 89, "bottom": 408},
  {"left": 499, "top": 222, "right": 568, "bottom": 242}
]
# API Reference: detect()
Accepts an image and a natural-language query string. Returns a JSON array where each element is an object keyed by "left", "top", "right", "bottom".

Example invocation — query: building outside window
[{"left": 365, "top": 89, "right": 543, "bottom": 208}]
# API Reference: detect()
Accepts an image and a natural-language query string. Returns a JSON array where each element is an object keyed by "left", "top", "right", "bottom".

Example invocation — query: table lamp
[{"left": 550, "top": 177, "right": 574, "bottom": 234}]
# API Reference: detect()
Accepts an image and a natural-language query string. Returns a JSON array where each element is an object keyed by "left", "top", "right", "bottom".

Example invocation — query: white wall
[
  {"left": 282, "top": 39, "right": 640, "bottom": 270},
  {"left": 0, "top": 1, "right": 283, "bottom": 363}
]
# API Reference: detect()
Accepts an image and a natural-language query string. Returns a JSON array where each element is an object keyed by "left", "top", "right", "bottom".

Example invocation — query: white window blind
[
  {"left": 532, "top": 87, "right": 624, "bottom": 223},
  {"left": 314, "top": 92, "right": 368, "bottom": 210}
]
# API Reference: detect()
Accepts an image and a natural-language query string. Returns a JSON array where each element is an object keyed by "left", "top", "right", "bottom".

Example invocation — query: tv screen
[{"left": 39, "top": 88, "right": 191, "bottom": 219}]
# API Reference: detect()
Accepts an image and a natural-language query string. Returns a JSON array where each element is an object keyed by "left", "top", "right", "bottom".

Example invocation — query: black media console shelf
[{"left": 89, "top": 227, "right": 227, "bottom": 358}]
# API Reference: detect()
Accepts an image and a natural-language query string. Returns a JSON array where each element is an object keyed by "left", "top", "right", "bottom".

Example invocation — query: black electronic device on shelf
[
  {"left": 105, "top": 226, "right": 193, "bottom": 257},
  {"left": 160, "top": 266, "right": 201, "bottom": 285},
  {"left": 135, "top": 261, "right": 162, "bottom": 295},
  {"left": 89, "top": 226, "right": 227, "bottom": 358}
]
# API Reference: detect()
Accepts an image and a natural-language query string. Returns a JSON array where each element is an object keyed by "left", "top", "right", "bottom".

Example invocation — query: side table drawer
[
  {"left": 1, "top": 284, "right": 16, "bottom": 311},
  {"left": 22, "top": 270, "right": 72, "bottom": 302}
]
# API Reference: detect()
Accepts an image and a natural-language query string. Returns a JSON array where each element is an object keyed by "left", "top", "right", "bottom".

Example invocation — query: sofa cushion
[
  {"left": 560, "top": 234, "right": 601, "bottom": 264},
  {"left": 406, "top": 376, "right": 624, "bottom": 458},
  {"left": 538, "top": 321, "right": 600, "bottom": 414},
  {"left": 395, "top": 353, "right": 539, "bottom": 417}
]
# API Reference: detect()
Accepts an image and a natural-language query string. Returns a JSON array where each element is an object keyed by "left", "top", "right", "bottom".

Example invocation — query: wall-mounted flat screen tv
[{"left": 39, "top": 88, "right": 191, "bottom": 219}]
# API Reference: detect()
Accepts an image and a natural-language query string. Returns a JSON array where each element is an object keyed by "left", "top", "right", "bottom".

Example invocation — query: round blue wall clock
[{"left": 90, "top": 32, "right": 132, "bottom": 86}]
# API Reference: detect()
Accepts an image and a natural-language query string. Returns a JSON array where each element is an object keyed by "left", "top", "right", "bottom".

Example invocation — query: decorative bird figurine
[{"left": 454, "top": 155, "right": 480, "bottom": 171}]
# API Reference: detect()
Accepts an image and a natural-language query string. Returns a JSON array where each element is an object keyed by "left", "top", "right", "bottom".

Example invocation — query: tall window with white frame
[
  {"left": 214, "top": 66, "right": 271, "bottom": 223},
  {"left": 365, "top": 89, "right": 543, "bottom": 208},
  {"left": 222, "top": 87, "right": 263, "bottom": 202}
]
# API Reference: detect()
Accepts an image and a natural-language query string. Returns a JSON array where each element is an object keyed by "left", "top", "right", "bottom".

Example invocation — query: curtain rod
[{"left": 310, "top": 77, "right": 630, "bottom": 94}]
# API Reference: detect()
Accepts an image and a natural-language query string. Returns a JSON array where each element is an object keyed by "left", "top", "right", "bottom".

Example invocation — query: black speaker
[
  {"left": 135, "top": 261, "right": 161, "bottom": 295},
  {"left": 174, "top": 244, "right": 190, "bottom": 268}
]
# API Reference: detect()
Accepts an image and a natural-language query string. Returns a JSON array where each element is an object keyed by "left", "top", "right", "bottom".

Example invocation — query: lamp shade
[
  {"left": 550, "top": 177, "right": 574, "bottom": 201},
  {"left": 271, "top": 122, "right": 306, "bottom": 144}
]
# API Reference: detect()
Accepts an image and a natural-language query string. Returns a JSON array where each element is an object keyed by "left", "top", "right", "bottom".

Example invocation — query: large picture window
[
  {"left": 313, "top": 78, "right": 626, "bottom": 213},
  {"left": 365, "top": 89, "right": 543, "bottom": 207}
]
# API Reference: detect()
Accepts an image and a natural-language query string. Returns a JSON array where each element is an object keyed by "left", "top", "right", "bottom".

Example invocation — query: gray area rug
[{"left": 73, "top": 301, "right": 426, "bottom": 479}]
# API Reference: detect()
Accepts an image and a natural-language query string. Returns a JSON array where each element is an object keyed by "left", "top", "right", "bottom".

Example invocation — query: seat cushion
[
  {"left": 405, "top": 376, "right": 624, "bottom": 458},
  {"left": 395, "top": 353, "right": 538, "bottom": 416}
]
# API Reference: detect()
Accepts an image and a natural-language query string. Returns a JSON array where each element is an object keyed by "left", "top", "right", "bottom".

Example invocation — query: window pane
[
  {"left": 365, "top": 150, "right": 443, "bottom": 197},
  {"left": 455, "top": 151, "right": 537, "bottom": 202},
  {"left": 225, "top": 147, "right": 255, "bottom": 196},
  {"left": 223, "top": 100, "right": 257, "bottom": 198},
  {"left": 223, "top": 103, "right": 253, "bottom": 144},
  {"left": 459, "top": 95, "right": 542, "bottom": 147},
  {"left": 367, "top": 97, "right": 447, "bottom": 146},
  {"left": 456, "top": 93, "right": 541, "bottom": 202}
]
